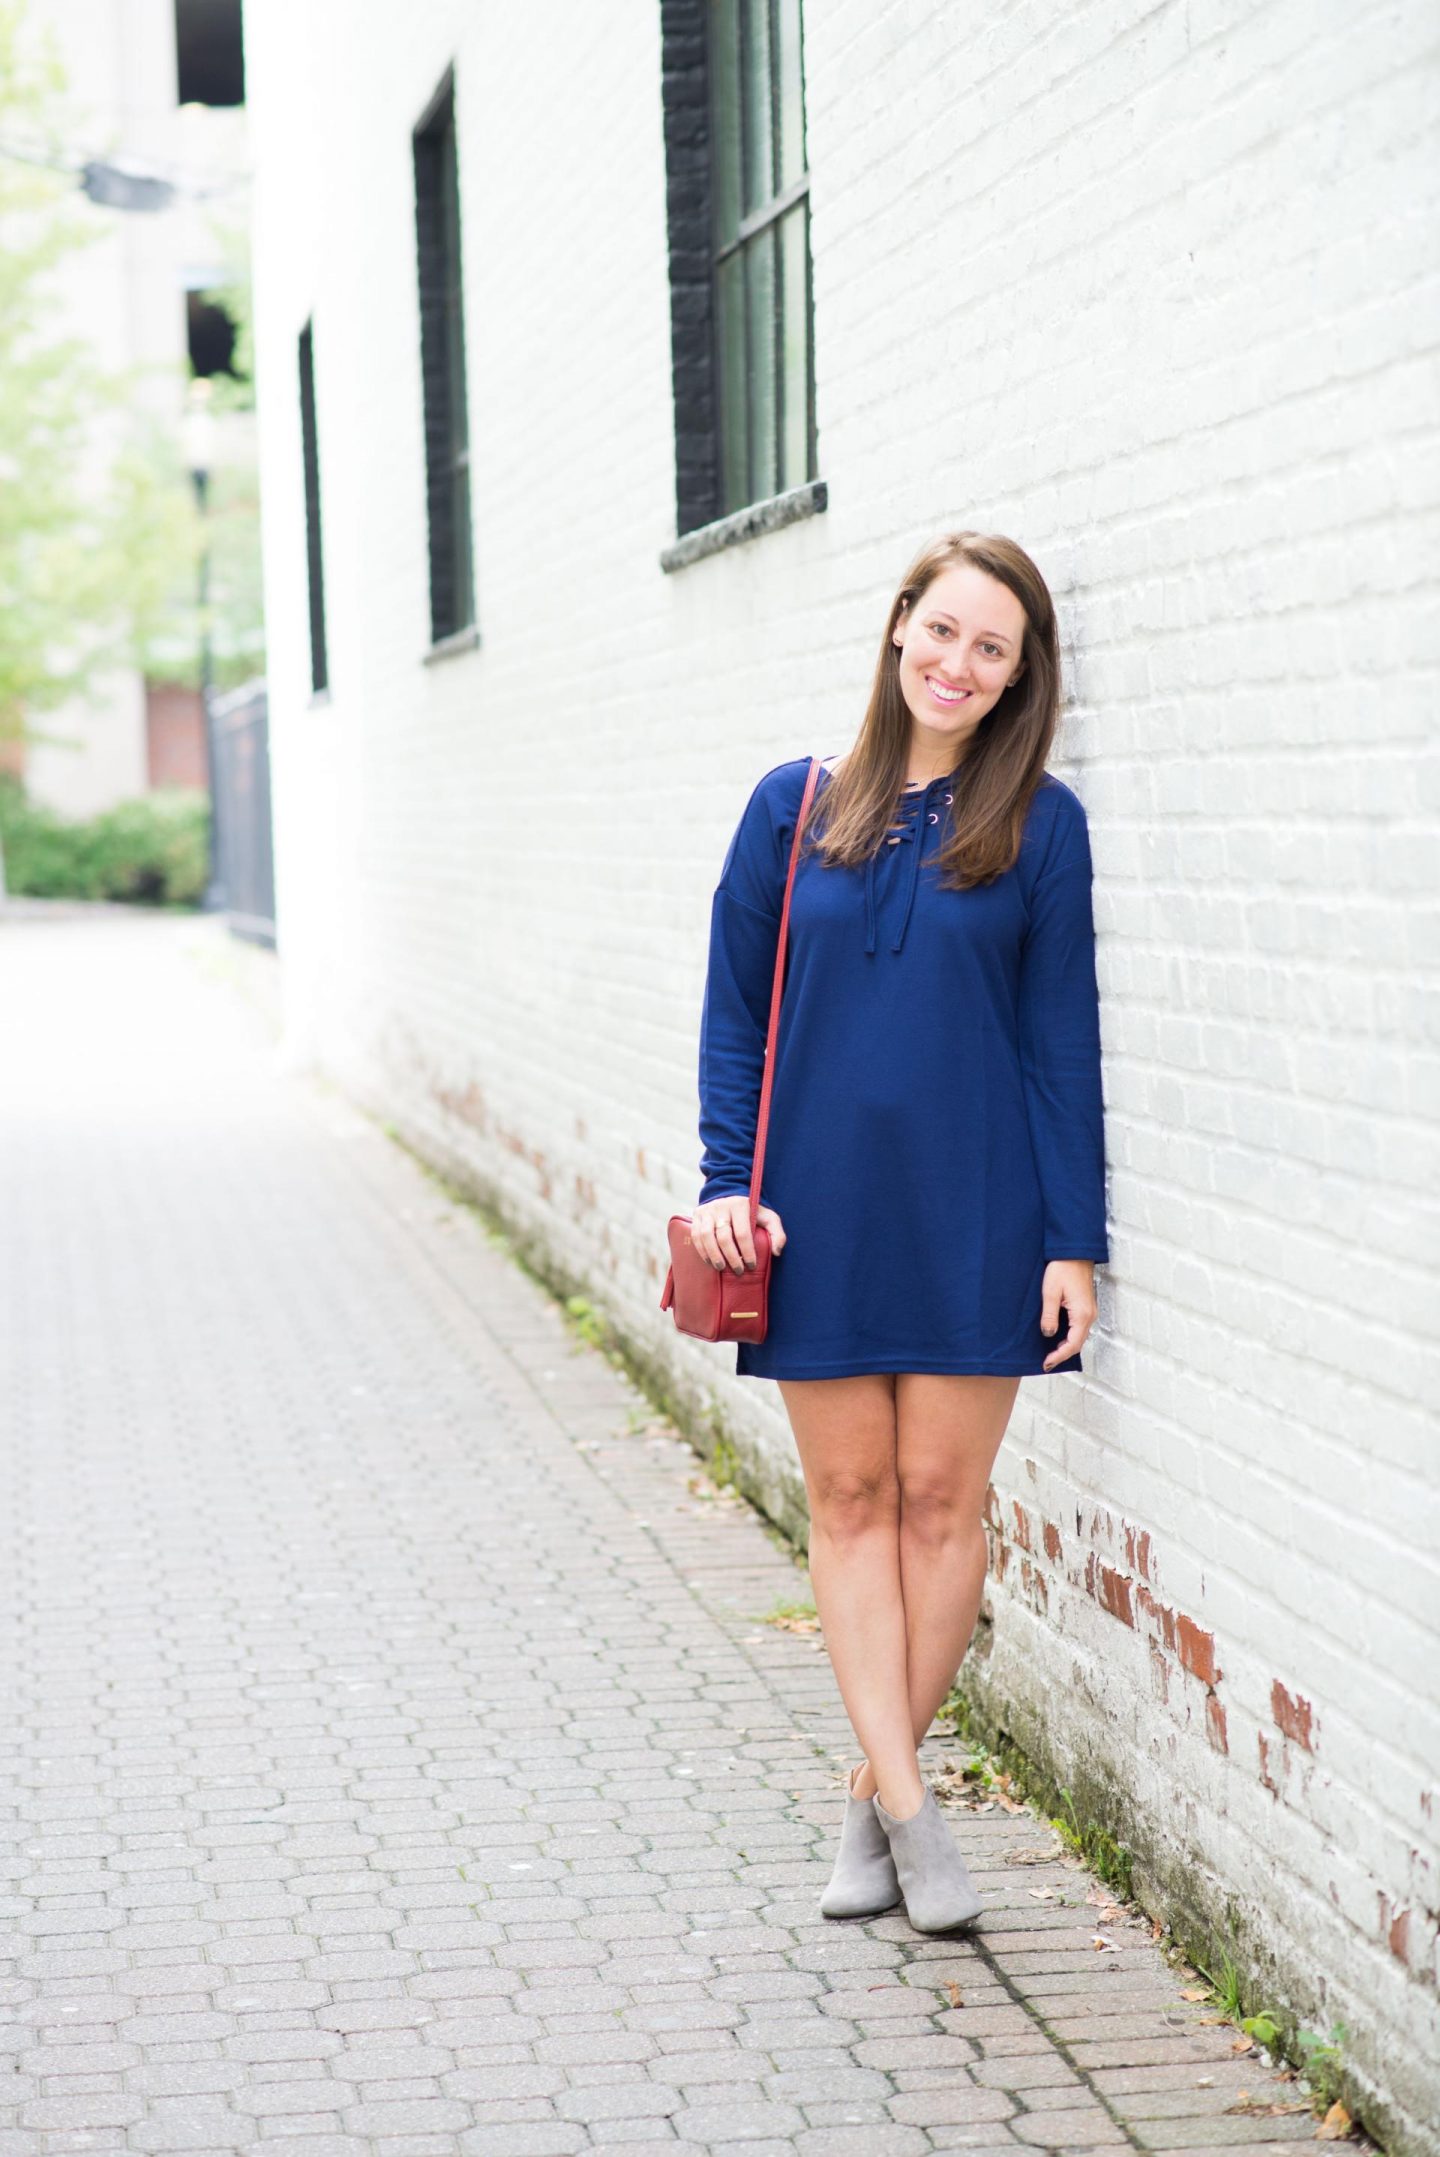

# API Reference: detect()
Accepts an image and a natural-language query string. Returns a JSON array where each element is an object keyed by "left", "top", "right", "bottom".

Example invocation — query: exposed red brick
[
  {"left": 1177, "top": 1614, "right": 1219, "bottom": 1686},
  {"left": 497, "top": 1122, "right": 553, "bottom": 1199},
  {"left": 1043, "top": 1520, "right": 1063, "bottom": 1564},
  {"left": 1271, "top": 1680, "right": 1315, "bottom": 1751},
  {"left": 1084, "top": 1550, "right": 1097, "bottom": 1600},
  {"left": 1136, "top": 1582, "right": 1176, "bottom": 1654},
  {"left": 1385, "top": 1900, "right": 1411, "bottom": 1966},
  {"left": 1258, "top": 1732, "right": 1277, "bottom": 1796},
  {"left": 983, "top": 1482, "right": 1003, "bottom": 1531},
  {"left": 436, "top": 1078, "right": 490, "bottom": 1132},
  {"left": 1205, "top": 1693, "right": 1228, "bottom": 1754},
  {"left": 1135, "top": 1529, "right": 1153, "bottom": 1581},
  {"left": 1011, "top": 1500, "right": 1033, "bottom": 1552},
  {"left": 1148, "top": 1638, "right": 1171, "bottom": 1702},
  {"left": 1097, "top": 1564, "right": 1134, "bottom": 1628},
  {"left": 1020, "top": 1555, "right": 1049, "bottom": 1612}
]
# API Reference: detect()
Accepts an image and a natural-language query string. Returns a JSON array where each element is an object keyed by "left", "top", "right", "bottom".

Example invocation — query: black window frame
[
  {"left": 413, "top": 67, "right": 476, "bottom": 649},
  {"left": 659, "top": 0, "right": 824, "bottom": 569},
  {"left": 297, "top": 317, "right": 329, "bottom": 696}
]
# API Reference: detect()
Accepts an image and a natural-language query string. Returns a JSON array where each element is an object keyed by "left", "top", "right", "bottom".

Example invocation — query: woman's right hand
[{"left": 690, "top": 1195, "right": 786, "bottom": 1274}]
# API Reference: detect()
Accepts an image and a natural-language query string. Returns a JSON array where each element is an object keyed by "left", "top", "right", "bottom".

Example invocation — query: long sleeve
[
  {"left": 695, "top": 768, "right": 791, "bottom": 1207},
  {"left": 1016, "top": 790, "right": 1110, "bottom": 1262}
]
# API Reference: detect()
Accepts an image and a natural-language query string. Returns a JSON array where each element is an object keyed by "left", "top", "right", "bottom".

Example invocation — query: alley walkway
[{"left": 1, "top": 913, "right": 1327, "bottom": 2157}]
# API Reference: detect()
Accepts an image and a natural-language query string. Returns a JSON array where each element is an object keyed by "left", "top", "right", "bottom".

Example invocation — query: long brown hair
[{"left": 804, "top": 531, "right": 1063, "bottom": 888}]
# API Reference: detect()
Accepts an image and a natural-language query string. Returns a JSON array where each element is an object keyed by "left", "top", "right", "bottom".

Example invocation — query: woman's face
[{"left": 891, "top": 562, "right": 1027, "bottom": 762}]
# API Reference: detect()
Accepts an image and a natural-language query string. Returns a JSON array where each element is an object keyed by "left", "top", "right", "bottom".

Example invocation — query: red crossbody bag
[{"left": 659, "top": 756, "right": 822, "bottom": 1342}]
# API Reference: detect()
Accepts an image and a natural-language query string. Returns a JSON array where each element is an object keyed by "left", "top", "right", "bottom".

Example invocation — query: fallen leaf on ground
[
  {"left": 1092, "top": 1934, "right": 1115, "bottom": 1951},
  {"left": 1006, "top": 1845, "right": 1061, "bottom": 1865},
  {"left": 1232, "top": 2036, "right": 1255, "bottom": 2054},
  {"left": 1316, "top": 2101, "right": 1353, "bottom": 2140},
  {"left": 946, "top": 1981, "right": 964, "bottom": 2008},
  {"left": 1028, "top": 1886, "right": 1056, "bottom": 1901},
  {"left": 1228, "top": 2093, "right": 1312, "bottom": 2118},
  {"left": 1180, "top": 1987, "right": 1209, "bottom": 2001}
]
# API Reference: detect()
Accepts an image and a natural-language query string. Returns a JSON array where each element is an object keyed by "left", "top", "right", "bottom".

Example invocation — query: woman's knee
[
  {"left": 809, "top": 1463, "right": 900, "bottom": 1543},
  {"left": 897, "top": 1471, "right": 981, "bottom": 1546}
]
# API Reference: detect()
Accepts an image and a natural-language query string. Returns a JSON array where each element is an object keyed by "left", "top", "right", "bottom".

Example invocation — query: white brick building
[{"left": 244, "top": 3, "right": 1440, "bottom": 2145}]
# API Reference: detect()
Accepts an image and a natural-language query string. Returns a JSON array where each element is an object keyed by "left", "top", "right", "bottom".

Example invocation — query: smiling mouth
[{"left": 925, "top": 678, "right": 971, "bottom": 705}]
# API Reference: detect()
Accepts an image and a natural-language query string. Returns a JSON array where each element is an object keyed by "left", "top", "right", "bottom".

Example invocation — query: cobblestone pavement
[{"left": 1, "top": 914, "right": 1327, "bottom": 2157}]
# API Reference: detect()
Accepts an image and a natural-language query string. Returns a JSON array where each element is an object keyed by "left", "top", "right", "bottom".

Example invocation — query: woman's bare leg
[
  {"left": 777, "top": 1373, "right": 926, "bottom": 1818},
  {"left": 851, "top": 1373, "right": 1020, "bottom": 1807}
]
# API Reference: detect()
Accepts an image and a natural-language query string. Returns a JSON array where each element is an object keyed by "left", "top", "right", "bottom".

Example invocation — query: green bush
[{"left": 0, "top": 778, "right": 209, "bottom": 907}]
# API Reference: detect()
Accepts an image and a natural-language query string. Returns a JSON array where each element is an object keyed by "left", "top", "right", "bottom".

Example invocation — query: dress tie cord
[{"left": 861, "top": 780, "right": 954, "bottom": 955}]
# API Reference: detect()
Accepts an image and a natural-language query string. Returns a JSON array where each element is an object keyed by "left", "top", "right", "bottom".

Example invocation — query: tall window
[
  {"left": 659, "top": 0, "right": 820, "bottom": 553},
  {"left": 413, "top": 69, "right": 475, "bottom": 643},
  {"left": 709, "top": 0, "right": 814, "bottom": 516},
  {"left": 297, "top": 320, "right": 328, "bottom": 695}
]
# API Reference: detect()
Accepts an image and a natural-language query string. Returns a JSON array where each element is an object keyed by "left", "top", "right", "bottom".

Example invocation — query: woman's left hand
[{"left": 1039, "top": 1260, "right": 1097, "bottom": 1370}]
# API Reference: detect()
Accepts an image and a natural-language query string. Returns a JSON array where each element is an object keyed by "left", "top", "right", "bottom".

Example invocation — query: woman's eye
[{"left": 928, "top": 626, "right": 1003, "bottom": 657}]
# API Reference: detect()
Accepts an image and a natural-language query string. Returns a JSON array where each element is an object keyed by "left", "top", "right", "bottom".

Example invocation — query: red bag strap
[{"left": 748, "top": 756, "right": 822, "bottom": 1225}]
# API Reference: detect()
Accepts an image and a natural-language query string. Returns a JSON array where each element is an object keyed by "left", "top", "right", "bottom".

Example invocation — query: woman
[{"left": 690, "top": 531, "right": 1109, "bottom": 1933}]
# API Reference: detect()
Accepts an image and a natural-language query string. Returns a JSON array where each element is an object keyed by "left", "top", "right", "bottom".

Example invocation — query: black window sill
[
  {"left": 660, "top": 478, "right": 827, "bottom": 573},
  {"left": 423, "top": 623, "right": 481, "bottom": 665}
]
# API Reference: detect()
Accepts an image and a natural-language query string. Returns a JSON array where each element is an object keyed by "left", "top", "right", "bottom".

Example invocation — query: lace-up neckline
[{"left": 815, "top": 760, "right": 962, "bottom": 956}]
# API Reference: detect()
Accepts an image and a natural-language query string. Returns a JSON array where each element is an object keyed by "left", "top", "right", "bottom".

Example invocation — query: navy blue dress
[{"left": 696, "top": 755, "right": 1109, "bottom": 1379}]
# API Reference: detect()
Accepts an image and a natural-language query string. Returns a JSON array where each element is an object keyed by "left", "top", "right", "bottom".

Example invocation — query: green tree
[{"left": 0, "top": 0, "right": 216, "bottom": 750}]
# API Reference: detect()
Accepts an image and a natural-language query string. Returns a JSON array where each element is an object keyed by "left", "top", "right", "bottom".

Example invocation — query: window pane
[
  {"left": 444, "top": 256, "right": 469, "bottom": 474},
  {"left": 741, "top": 0, "right": 774, "bottom": 216},
  {"left": 439, "top": 113, "right": 473, "bottom": 626},
  {"left": 451, "top": 460, "right": 473, "bottom": 631},
  {"left": 775, "top": 0, "right": 805, "bottom": 190},
  {"left": 709, "top": 0, "right": 741, "bottom": 250},
  {"left": 745, "top": 226, "right": 778, "bottom": 503},
  {"left": 778, "top": 197, "right": 811, "bottom": 490},
  {"left": 717, "top": 249, "right": 749, "bottom": 515}
]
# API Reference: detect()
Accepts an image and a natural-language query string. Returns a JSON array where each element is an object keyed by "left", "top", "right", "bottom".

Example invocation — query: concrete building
[{"left": 244, "top": 4, "right": 1440, "bottom": 2147}]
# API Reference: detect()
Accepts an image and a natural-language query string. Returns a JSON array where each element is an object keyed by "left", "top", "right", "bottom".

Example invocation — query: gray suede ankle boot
[
  {"left": 873, "top": 1785, "right": 984, "bottom": 1932},
  {"left": 818, "top": 1766, "right": 902, "bottom": 1919}
]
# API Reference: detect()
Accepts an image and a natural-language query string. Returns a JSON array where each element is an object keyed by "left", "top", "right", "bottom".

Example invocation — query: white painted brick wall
[{"left": 244, "top": 0, "right": 1440, "bottom": 2143}]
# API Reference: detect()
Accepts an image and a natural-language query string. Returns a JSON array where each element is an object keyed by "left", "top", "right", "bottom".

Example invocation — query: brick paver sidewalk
[{"left": 1, "top": 914, "right": 1326, "bottom": 2157}]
